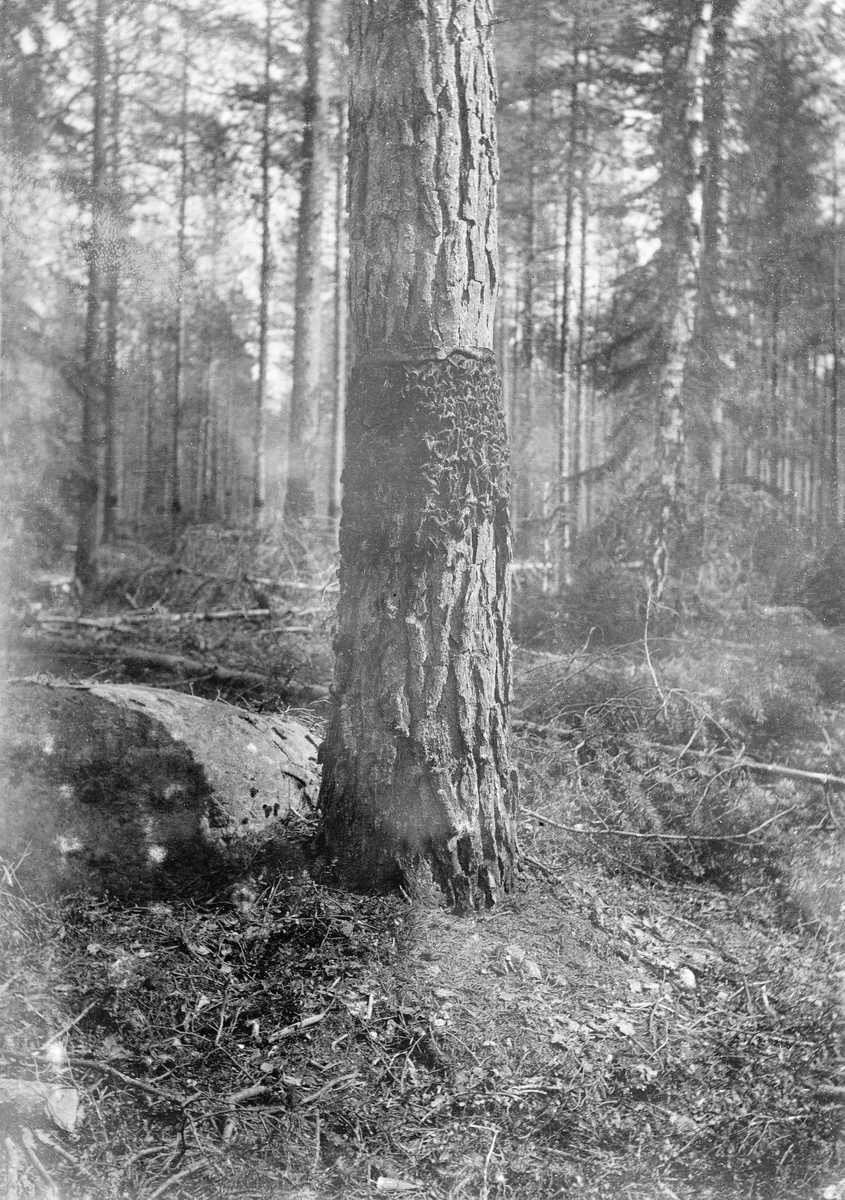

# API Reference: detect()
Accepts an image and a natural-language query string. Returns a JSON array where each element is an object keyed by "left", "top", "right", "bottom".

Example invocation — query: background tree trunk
[
  {"left": 253, "top": 0, "right": 273, "bottom": 527},
  {"left": 284, "top": 0, "right": 330, "bottom": 523},
  {"left": 101, "top": 42, "right": 121, "bottom": 545},
  {"left": 557, "top": 49, "right": 579, "bottom": 589},
  {"left": 319, "top": 0, "right": 518, "bottom": 910},
  {"left": 165, "top": 35, "right": 190, "bottom": 546},
  {"left": 75, "top": 0, "right": 108, "bottom": 589},
  {"left": 328, "top": 96, "right": 348, "bottom": 528},
  {"left": 648, "top": 0, "right": 712, "bottom": 600}
]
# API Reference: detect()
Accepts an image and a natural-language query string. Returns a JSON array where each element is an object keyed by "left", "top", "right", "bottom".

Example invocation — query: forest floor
[{"left": 1, "top": 533, "right": 844, "bottom": 1200}]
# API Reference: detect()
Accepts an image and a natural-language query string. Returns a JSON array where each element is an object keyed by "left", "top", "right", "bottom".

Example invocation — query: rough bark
[
  {"left": 285, "top": 0, "right": 330, "bottom": 523},
  {"left": 648, "top": 0, "right": 712, "bottom": 600},
  {"left": 319, "top": 0, "right": 517, "bottom": 910}
]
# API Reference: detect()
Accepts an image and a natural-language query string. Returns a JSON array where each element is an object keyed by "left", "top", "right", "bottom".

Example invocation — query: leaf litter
[
  {"left": 1, "top": 823, "right": 842, "bottom": 1200},
  {"left": 3, "top": 588, "right": 845, "bottom": 1199}
]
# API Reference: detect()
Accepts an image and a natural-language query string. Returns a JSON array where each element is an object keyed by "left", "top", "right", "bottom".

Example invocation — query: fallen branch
[
  {"left": 512, "top": 720, "right": 845, "bottom": 791},
  {"left": 20, "top": 1128, "right": 57, "bottom": 1193},
  {"left": 5, "top": 1051, "right": 186, "bottom": 1105},
  {"left": 11, "top": 637, "right": 329, "bottom": 703},
  {"left": 657, "top": 745, "right": 845, "bottom": 791},
  {"left": 35, "top": 608, "right": 273, "bottom": 628},
  {"left": 144, "top": 1162, "right": 204, "bottom": 1200},
  {"left": 165, "top": 566, "right": 336, "bottom": 593},
  {"left": 521, "top": 805, "right": 797, "bottom": 843}
]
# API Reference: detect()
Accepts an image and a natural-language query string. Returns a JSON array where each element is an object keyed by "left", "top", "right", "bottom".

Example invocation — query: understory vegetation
[{"left": 1, "top": 530, "right": 844, "bottom": 1200}]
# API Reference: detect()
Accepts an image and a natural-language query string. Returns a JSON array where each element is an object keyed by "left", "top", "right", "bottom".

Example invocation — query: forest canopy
[{"left": 1, "top": 0, "right": 844, "bottom": 625}]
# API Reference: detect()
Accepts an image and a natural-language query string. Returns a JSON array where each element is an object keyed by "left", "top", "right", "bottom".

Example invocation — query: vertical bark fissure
[{"left": 319, "top": 0, "right": 516, "bottom": 910}]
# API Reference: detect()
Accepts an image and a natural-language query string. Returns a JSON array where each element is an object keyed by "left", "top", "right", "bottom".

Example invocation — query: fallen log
[
  {"left": 9, "top": 635, "right": 329, "bottom": 704},
  {"left": 0, "top": 679, "right": 322, "bottom": 897}
]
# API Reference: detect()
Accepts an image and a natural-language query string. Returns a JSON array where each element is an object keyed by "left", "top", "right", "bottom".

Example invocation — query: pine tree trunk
[
  {"left": 829, "top": 169, "right": 841, "bottom": 530},
  {"left": 135, "top": 338, "right": 153, "bottom": 533},
  {"left": 648, "top": 1, "right": 712, "bottom": 600},
  {"left": 102, "top": 260, "right": 119, "bottom": 543},
  {"left": 575, "top": 60, "right": 590, "bottom": 535},
  {"left": 75, "top": 0, "right": 108, "bottom": 589},
  {"left": 557, "top": 48, "right": 579, "bottom": 589},
  {"left": 517, "top": 64, "right": 537, "bottom": 541},
  {"left": 319, "top": 0, "right": 517, "bottom": 910},
  {"left": 328, "top": 97, "right": 348, "bottom": 527},
  {"left": 700, "top": 0, "right": 733, "bottom": 489},
  {"left": 101, "top": 36, "right": 122, "bottom": 545},
  {"left": 166, "top": 41, "right": 189, "bottom": 546},
  {"left": 253, "top": 0, "right": 273, "bottom": 527},
  {"left": 284, "top": 0, "right": 330, "bottom": 523}
]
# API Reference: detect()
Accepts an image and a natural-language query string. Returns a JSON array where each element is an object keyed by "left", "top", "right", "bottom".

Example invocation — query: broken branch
[
  {"left": 521, "top": 805, "right": 797, "bottom": 843},
  {"left": 11, "top": 637, "right": 329, "bottom": 703},
  {"left": 512, "top": 720, "right": 845, "bottom": 790}
]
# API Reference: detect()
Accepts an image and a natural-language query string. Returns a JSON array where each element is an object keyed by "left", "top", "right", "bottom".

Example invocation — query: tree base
[{"left": 318, "top": 352, "right": 518, "bottom": 911}]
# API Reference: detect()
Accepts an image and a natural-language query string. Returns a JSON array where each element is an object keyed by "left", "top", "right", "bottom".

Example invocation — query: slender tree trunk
[
  {"left": 166, "top": 38, "right": 189, "bottom": 546},
  {"left": 700, "top": 0, "right": 734, "bottom": 487},
  {"left": 194, "top": 360, "right": 210, "bottom": 517},
  {"left": 319, "top": 0, "right": 517, "bottom": 910},
  {"left": 497, "top": 242, "right": 511, "bottom": 435},
  {"left": 829, "top": 167, "right": 841, "bottom": 530},
  {"left": 648, "top": 1, "right": 712, "bottom": 600},
  {"left": 135, "top": 336, "right": 153, "bottom": 533},
  {"left": 101, "top": 42, "right": 122, "bottom": 545},
  {"left": 284, "top": 0, "right": 330, "bottom": 523},
  {"left": 328, "top": 97, "right": 348, "bottom": 527},
  {"left": 75, "top": 0, "right": 108, "bottom": 589},
  {"left": 575, "top": 57, "right": 591, "bottom": 534},
  {"left": 253, "top": 0, "right": 273, "bottom": 527},
  {"left": 102, "top": 259, "right": 119, "bottom": 543},
  {"left": 517, "top": 53, "right": 538, "bottom": 541},
  {"left": 224, "top": 376, "right": 235, "bottom": 522},
  {"left": 557, "top": 48, "right": 579, "bottom": 589}
]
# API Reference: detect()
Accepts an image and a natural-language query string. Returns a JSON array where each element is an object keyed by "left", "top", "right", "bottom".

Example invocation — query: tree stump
[{"left": 0, "top": 681, "right": 320, "bottom": 896}]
